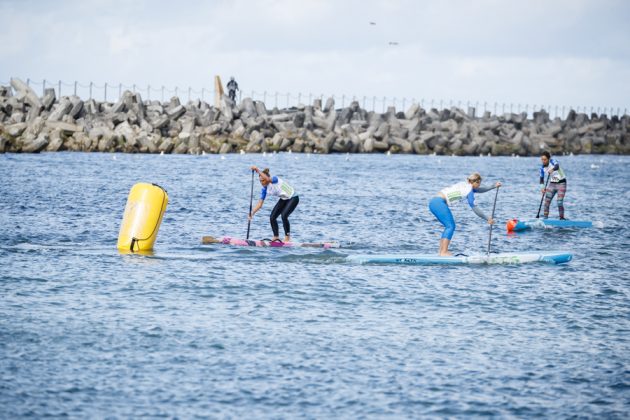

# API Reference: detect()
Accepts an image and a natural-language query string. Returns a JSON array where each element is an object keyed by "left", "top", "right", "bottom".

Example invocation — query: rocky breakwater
[{"left": 0, "top": 78, "right": 628, "bottom": 155}]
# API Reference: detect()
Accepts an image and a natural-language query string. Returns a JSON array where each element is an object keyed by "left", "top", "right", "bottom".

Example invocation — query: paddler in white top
[
  {"left": 249, "top": 166, "right": 300, "bottom": 243},
  {"left": 428, "top": 173, "right": 501, "bottom": 256}
]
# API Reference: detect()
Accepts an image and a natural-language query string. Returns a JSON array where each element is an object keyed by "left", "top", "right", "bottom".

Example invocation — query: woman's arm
[
  {"left": 472, "top": 206, "right": 489, "bottom": 221},
  {"left": 469, "top": 182, "right": 500, "bottom": 224},
  {"left": 475, "top": 181, "right": 501, "bottom": 193},
  {"left": 248, "top": 199, "right": 264, "bottom": 220},
  {"left": 547, "top": 159, "right": 560, "bottom": 173}
]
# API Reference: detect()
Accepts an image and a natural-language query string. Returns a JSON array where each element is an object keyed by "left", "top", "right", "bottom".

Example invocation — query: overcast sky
[{"left": 1, "top": 0, "right": 629, "bottom": 111}]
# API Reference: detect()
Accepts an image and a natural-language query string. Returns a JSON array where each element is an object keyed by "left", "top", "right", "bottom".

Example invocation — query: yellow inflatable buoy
[{"left": 117, "top": 183, "right": 168, "bottom": 252}]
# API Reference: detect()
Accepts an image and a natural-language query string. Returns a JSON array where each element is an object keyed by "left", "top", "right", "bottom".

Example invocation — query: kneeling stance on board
[
  {"left": 249, "top": 166, "right": 299, "bottom": 243},
  {"left": 429, "top": 173, "right": 501, "bottom": 256}
]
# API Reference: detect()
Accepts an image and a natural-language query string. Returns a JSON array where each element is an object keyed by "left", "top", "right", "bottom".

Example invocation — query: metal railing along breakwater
[{"left": 2, "top": 78, "right": 628, "bottom": 120}]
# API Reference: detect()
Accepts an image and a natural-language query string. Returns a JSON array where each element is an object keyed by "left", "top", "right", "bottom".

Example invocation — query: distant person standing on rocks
[
  {"left": 227, "top": 76, "right": 239, "bottom": 102},
  {"left": 540, "top": 151, "right": 567, "bottom": 219}
]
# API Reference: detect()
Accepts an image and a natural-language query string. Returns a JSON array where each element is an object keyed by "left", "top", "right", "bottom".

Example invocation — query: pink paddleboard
[{"left": 202, "top": 236, "right": 339, "bottom": 249}]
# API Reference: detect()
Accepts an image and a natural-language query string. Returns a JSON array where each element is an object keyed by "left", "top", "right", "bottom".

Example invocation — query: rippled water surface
[{"left": 1, "top": 152, "right": 629, "bottom": 418}]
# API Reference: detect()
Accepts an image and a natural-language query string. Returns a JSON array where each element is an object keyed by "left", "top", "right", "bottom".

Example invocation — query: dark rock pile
[{"left": 1, "top": 78, "right": 628, "bottom": 155}]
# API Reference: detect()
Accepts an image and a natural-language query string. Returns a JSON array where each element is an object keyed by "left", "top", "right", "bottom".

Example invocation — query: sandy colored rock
[{"left": 22, "top": 133, "right": 49, "bottom": 153}]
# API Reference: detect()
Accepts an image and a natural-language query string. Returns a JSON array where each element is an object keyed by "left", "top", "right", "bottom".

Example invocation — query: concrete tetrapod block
[
  {"left": 22, "top": 132, "right": 49, "bottom": 153},
  {"left": 10, "top": 78, "right": 42, "bottom": 109},
  {"left": 45, "top": 121, "right": 83, "bottom": 134},
  {"left": 41, "top": 88, "right": 56, "bottom": 111},
  {"left": 166, "top": 104, "right": 186, "bottom": 120},
  {"left": 48, "top": 98, "right": 73, "bottom": 122},
  {"left": 5, "top": 123, "right": 27, "bottom": 137},
  {"left": 45, "top": 128, "right": 65, "bottom": 152}
]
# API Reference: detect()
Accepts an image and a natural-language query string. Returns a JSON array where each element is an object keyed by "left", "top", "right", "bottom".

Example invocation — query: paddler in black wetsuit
[{"left": 249, "top": 166, "right": 299, "bottom": 244}]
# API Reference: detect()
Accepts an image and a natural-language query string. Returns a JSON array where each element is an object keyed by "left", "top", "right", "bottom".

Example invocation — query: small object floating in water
[
  {"left": 506, "top": 218, "right": 592, "bottom": 232},
  {"left": 590, "top": 164, "right": 599, "bottom": 169},
  {"left": 347, "top": 251, "right": 572, "bottom": 265},
  {"left": 202, "top": 235, "right": 339, "bottom": 248},
  {"left": 220, "top": 155, "right": 226, "bottom": 160}
]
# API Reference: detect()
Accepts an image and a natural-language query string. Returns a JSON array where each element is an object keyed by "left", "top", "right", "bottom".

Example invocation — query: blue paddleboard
[
  {"left": 508, "top": 219, "right": 592, "bottom": 232},
  {"left": 347, "top": 251, "right": 573, "bottom": 265}
]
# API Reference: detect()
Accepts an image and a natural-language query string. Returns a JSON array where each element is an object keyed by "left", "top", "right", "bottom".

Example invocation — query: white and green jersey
[
  {"left": 440, "top": 182, "right": 475, "bottom": 207},
  {"left": 261, "top": 176, "right": 296, "bottom": 200},
  {"left": 540, "top": 158, "right": 566, "bottom": 183}
]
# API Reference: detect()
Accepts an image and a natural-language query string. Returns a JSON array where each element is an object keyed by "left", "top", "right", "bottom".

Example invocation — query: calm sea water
[{"left": 1, "top": 152, "right": 629, "bottom": 418}]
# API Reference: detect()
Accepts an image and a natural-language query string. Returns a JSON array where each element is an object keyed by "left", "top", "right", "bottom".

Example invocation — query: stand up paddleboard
[
  {"left": 348, "top": 251, "right": 572, "bottom": 265},
  {"left": 202, "top": 236, "right": 340, "bottom": 249},
  {"left": 507, "top": 218, "right": 592, "bottom": 232}
]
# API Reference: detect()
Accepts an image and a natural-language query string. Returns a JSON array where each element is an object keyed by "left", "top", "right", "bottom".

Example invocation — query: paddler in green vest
[{"left": 540, "top": 151, "right": 567, "bottom": 219}]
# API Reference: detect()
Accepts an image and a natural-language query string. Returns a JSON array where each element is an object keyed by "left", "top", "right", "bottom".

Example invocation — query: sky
[{"left": 1, "top": 0, "right": 629, "bottom": 112}]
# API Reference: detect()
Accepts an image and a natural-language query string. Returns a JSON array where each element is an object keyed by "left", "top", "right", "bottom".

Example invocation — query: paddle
[
  {"left": 536, "top": 174, "right": 550, "bottom": 219},
  {"left": 487, "top": 185, "right": 500, "bottom": 256},
  {"left": 246, "top": 169, "right": 254, "bottom": 240}
]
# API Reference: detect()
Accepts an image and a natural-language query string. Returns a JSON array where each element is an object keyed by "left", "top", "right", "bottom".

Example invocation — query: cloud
[{"left": 0, "top": 0, "right": 628, "bottom": 109}]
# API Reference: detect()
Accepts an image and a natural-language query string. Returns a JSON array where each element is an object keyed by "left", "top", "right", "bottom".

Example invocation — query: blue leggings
[{"left": 429, "top": 197, "right": 456, "bottom": 240}]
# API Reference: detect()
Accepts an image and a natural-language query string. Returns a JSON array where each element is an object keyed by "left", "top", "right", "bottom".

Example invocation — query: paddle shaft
[
  {"left": 246, "top": 170, "right": 254, "bottom": 239},
  {"left": 536, "top": 174, "right": 550, "bottom": 218},
  {"left": 487, "top": 186, "right": 500, "bottom": 256}
]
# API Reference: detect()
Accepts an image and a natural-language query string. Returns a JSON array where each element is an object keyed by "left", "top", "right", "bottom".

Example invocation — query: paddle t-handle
[
  {"left": 536, "top": 174, "right": 550, "bottom": 219},
  {"left": 487, "top": 185, "right": 500, "bottom": 257},
  {"left": 246, "top": 169, "right": 255, "bottom": 240}
]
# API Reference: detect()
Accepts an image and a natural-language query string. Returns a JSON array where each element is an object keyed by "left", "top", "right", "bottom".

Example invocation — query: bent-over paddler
[
  {"left": 429, "top": 173, "right": 501, "bottom": 256},
  {"left": 249, "top": 166, "right": 299, "bottom": 243}
]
